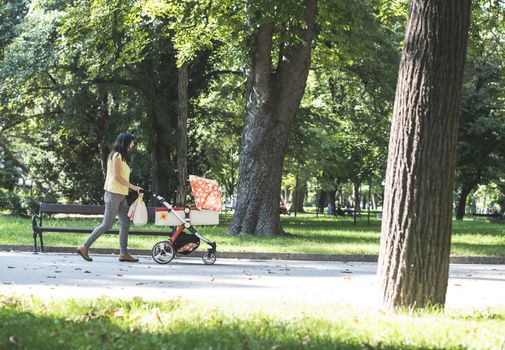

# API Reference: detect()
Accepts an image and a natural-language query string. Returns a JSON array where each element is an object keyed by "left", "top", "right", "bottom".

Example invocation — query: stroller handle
[{"left": 139, "top": 189, "right": 172, "bottom": 208}]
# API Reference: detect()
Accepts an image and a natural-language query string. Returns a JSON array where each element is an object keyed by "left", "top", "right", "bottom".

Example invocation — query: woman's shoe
[
  {"left": 77, "top": 246, "right": 92, "bottom": 261},
  {"left": 119, "top": 253, "right": 139, "bottom": 262}
]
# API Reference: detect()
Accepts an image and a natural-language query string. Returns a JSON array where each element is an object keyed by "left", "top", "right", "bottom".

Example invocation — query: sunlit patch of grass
[{"left": 1, "top": 295, "right": 504, "bottom": 349}]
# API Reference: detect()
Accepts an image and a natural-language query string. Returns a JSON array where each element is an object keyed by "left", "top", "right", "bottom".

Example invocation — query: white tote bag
[
  {"left": 128, "top": 197, "right": 139, "bottom": 220},
  {"left": 130, "top": 193, "right": 148, "bottom": 226}
]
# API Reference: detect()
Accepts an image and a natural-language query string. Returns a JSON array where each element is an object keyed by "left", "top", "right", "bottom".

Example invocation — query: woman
[{"left": 77, "top": 132, "right": 142, "bottom": 262}]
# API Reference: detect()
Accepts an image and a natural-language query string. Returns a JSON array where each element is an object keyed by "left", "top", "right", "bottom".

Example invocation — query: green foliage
[
  {"left": 0, "top": 0, "right": 191, "bottom": 202},
  {"left": 0, "top": 0, "right": 501, "bottom": 218},
  {"left": 284, "top": 0, "right": 400, "bottom": 199},
  {"left": 455, "top": 0, "right": 505, "bottom": 204},
  {"left": 189, "top": 67, "right": 245, "bottom": 196},
  {"left": 0, "top": 0, "right": 28, "bottom": 56}
]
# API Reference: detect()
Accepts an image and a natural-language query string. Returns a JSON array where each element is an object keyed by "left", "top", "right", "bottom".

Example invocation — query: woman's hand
[{"left": 131, "top": 185, "right": 142, "bottom": 193}]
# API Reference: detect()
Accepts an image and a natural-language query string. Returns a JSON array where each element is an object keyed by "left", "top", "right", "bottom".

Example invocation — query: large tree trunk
[
  {"left": 377, "top": 0, "right": 471, "bottom": 310},
  {"left": 229, "top": 0, "right": 316, "bottom": 236},
  {"left": 176, "top": 62, "right": 189, "bottom": 207}
]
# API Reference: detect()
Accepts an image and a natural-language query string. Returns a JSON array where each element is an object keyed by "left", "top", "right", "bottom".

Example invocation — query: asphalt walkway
[{"left": 1, "top": 251, "right": 504, "bottom": 308}]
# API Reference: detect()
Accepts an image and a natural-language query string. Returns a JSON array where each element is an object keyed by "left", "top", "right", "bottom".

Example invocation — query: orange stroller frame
[{"left": 142, "top": 176, "right": 220, "bottom": 265}]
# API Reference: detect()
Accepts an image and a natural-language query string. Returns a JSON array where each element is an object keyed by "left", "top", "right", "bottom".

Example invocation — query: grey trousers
[{"left": 83, "top": 191, "right": 130, "bottom": 254}]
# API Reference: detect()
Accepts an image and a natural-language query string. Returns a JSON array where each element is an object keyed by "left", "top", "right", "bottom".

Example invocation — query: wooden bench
[
  {"left": 471, "top": 212, "right": 501, "bottom": 219},
  {"left": 31, "top": 203, "right": 170, "bottom": 253}
]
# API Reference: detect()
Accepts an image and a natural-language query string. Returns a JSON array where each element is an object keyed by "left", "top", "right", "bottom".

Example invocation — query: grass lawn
[
  {"left": 0, "top": 213, "right": 504, "bottom": 256},
  {"left": 1, "top": 295, "right": 504, "bottom": 349}
]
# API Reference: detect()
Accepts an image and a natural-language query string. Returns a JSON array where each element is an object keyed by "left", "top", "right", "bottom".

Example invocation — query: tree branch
[{"left": 0, "top": 135, "right": 29, "bottom": 174}]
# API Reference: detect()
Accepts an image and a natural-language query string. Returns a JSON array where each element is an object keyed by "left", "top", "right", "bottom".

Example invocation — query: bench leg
[
  {"left": 39, "top": 233, "right": 44, "bottom": 252},
  {"left": 33, "top": 231, "right": 38, "bottom": 253}
]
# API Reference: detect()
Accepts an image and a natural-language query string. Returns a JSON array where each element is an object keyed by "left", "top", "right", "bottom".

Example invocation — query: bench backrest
[{"left": 39, "top": 203, "right": 157, "bottom": 221}]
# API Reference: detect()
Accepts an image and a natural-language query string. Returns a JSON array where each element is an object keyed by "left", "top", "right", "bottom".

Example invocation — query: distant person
[
  {"left": 280, "top": 201, "right": 289, "bottom": 215},
  {"left": 327, "top": 202, "right": 333, "bottom": 215},
  {"left": 336, "top": 206, "right": 344, "bottom": 216},
  {"left": 77, "top": 132, "right": 142, "bottom": 262}
]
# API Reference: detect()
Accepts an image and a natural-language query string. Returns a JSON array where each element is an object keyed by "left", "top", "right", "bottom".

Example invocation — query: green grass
[
  {"left": 1, "top": 213, "right": 504, "bottom": 256},
  {"left": 1, "top": 295, "right": 504, "bottom": 349}
]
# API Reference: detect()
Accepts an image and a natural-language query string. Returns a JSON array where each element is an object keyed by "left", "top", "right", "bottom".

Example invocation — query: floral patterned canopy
[{"left": 189, "top": 175, "right": 222, "bottom": 212}]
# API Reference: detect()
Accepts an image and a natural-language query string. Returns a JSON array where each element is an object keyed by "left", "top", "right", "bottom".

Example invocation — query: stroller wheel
[
  {"left": 202, "top": 251, "right": 216, "bottom": 265},
  {"left": 152, "top": 241, "right": 175, "bottom": 264}
]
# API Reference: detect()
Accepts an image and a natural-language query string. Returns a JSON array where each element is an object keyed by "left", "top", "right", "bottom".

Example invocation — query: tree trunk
[
  {"left": 353, "top": 179, "right": 361, "bottom": 212},
  {"left": 318, "top": 191, "right": 326, "bottom": 214},
  {"left": 229, "top": 0, "right": 316, "bottom": 236},
  {"left": 337, "top": 185, "right": 344, "bottom": 208},
  {"left": 327, "top": 190, "right": 336, "bottom": 215},
  {"left": 176, "top": 62, "right": 189, "bottom": 207},
  {"left": 456, "top": 182, "right": 474, "bottom": 220},
  {"left": 292, "top": 180, "right": 306, "bottom": 213},
  {"left": 96, "top": 92, "right": 111, "bottom": 177},
  {"left": 138, "top": 60, "right": 161, "bottom": 201},
  {"left": 377, "top": 0, "right": 471, "bottom": 310}
]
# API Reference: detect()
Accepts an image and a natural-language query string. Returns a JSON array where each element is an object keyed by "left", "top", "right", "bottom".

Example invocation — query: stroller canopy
[{"left": 189, "top": 175, "right": 222, "bottom": 212}]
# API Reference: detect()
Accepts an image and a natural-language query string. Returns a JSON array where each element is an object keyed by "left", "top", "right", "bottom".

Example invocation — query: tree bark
[
  {"left": 229, "top": 0, "right": 317, "bottom": 236},
  {"left": 176, "top": 62, "right": 189, "bottom": 207},
  {"left": 377, "top": 0, "right": 471, "bottom": 309}
]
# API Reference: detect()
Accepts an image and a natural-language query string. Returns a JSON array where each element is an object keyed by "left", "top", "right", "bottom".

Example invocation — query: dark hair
[{"left": 109, "top": 132, "right": 134, "bottom": 162}]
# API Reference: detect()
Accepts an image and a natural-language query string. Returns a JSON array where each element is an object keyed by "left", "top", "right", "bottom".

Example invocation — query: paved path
[{"left": 1, "top": 251, "right": 504, "bottom": 308}]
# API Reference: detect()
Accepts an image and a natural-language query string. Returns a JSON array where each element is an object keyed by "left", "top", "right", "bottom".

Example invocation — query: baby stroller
[{"left": 142, "top": 175, "right": 219, "bottom": 265}]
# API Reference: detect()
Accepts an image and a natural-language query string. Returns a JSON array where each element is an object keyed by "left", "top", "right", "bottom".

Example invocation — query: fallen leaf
[
  {"left": 84, "top": 271, "right": 91, "bottom": 273},
  {"left": 7, "top": 266, "right": 15, "bottom": 269}
]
